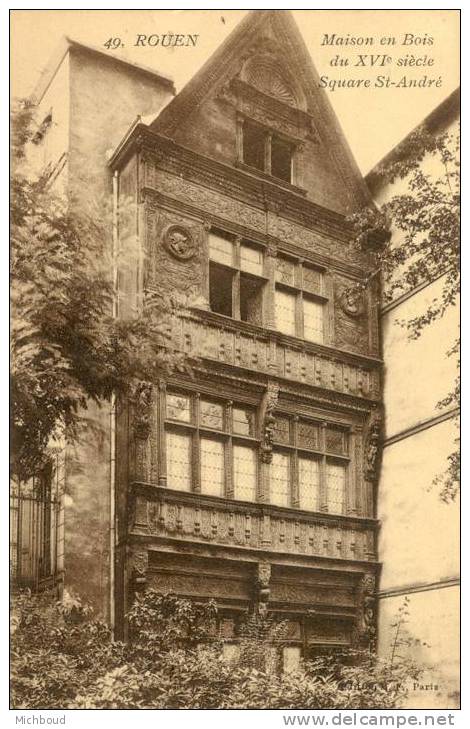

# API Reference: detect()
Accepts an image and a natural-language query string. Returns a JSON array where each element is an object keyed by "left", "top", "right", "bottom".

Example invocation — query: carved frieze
[
  {"left": 130, "top": 485, "right": 378, "bottom": 562},
  {"left": 175, "top": 311, "right": 380, "bottom": 401},
  {"left": 142, "top": 161, "right": 371, "bottom": 267}
]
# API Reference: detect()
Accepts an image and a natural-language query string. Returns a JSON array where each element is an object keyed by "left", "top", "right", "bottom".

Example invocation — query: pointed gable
[{"left": 150, "top": 11, "right": 371, "bottom": 214}]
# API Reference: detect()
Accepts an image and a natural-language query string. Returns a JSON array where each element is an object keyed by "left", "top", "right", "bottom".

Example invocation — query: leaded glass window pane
[
  {"left": 325, "top": 426, "right": 347, "bottom": 455},
  {"left": 303, "top": 297, "right": 324, "bottom": 343},
  {"left": 297, "top": 420, "right": 319, "bottom": 451},
  {"left": 233, "top": 444, "right": 257, "bottom": 502},
  {"left": 298, "top": 456, "right": 320, "bottom": 511},
  {"left": 326, "top": 462, "right": 346, "bottom": 514},
  {"left": 273, "top": 416, "right": 290, "bottom": 444},
  {"left": 166, "top": 431, "right": 191, "bottom": 491},
  {"left": 209, "top": 233, "right": 234, "bottom": 266},
  {"left": 275, "top": 257, "right": 295, "bottom": 286},
  {"left": 275, "top": 288, "right": 296, "bottom": 336},
  {"left": 233, "top": 407, "right": 255, "bottom": 436},
  {"left": 270, "top": 451, "right": 290, "bottom": 507},
  {"left": 240, "top": 244, "right": 263, "bottom": 276},
  {"left": 200, "top": 400, "right": 224, "bottom": 430},
  {"left": 303, "top": 266, "right": 323, "bottom": 296},
  {"left": 200, "top": 437, "right": 225, "bottom": 497},
  {"left": 166, "top": 393, "right": 191, "bottom": 422}
]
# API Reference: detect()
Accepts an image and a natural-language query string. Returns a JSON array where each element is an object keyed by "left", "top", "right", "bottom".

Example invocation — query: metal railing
[{"left": 10, "top": 468, "right": 62, "bottom": 590}]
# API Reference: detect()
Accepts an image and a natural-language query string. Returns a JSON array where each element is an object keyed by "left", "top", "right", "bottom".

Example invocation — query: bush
[{"left": 11, "top": 589, "right": 421, "bottom": 710}]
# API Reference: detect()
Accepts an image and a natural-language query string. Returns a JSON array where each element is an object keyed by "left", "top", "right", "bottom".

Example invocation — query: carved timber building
[{"left": 15, "top": 11, "right": 384, "bottom": 663}]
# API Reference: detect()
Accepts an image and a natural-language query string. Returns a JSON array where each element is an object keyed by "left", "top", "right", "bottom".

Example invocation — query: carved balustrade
[
  {"left": 130, "top": 483, "right": 377, "bottom": 563},
  {"left": 172, "top": 309, "right": 380, "bottom": 400}
]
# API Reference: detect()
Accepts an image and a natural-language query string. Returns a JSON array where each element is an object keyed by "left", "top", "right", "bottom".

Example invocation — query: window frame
[
  {"left": 270, "top": 414, "right": 351, "bottom": 514},
  {"left": 162, "top": 389, "right": 355, "bottom": 516},
  {"left": 164, "top": 389, "right": 259, "bottom": 502},
  {"left": 239, "top": 117, "right": 296, "bottom": 185},
  {"left": 208, "top": 231, "right": 268, "bottom": 325},
  {"left": 274, "top": 255, "right": 329, "bottom": 344}
]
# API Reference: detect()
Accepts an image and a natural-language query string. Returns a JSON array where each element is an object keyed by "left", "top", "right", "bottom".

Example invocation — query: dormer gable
[{"left": 149, "top": 11, "right": 371, "bottom": 214}]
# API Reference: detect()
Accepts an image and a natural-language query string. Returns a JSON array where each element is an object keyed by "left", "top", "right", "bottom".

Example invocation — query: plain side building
[
  {"left": 11, "top": 37, "right": 175, "bottom": 615},
  {"left": 367, "top": 90, "right": 460, "bottom": 709}
]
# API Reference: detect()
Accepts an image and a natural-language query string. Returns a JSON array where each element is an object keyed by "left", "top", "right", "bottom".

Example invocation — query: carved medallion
[
  {"left": 339, "top": 286, "right": 366, "bottom": 318},
  {"left": 163, "top": 224, "right": 196, "bottom": 260}
]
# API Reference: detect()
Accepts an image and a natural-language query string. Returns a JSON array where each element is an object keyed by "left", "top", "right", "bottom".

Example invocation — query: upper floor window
[
  {"left": 165, "top": 390, "right": 258, "bottom": 503},
  {"left": 208, "top": 231, "right": 267, "bottom": 325},
  {"left": 274, "top": 256, "right": 327, "bottom": 344},
  {"left": 242, "top": 120, "right": 294, "bottom": 184},
  {"left": 270, "top": 414, "right": 350, "bottom": 514},
  {"left": 163, "top": 389, "right": 351, "bottom": 514}
]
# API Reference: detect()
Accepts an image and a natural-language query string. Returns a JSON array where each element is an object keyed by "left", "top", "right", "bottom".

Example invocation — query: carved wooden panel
[
  {"left": 145, "top": 207, "right": 205, "bottom": 297},
  {"left": 177, "top": 312, "right": 379, "bottom": 400},
  {"left": 147, "top": 168, "right": 368, "bottom": 268},
  {"left": 130, "top": 488, "right": 377, "bottom": 563}
]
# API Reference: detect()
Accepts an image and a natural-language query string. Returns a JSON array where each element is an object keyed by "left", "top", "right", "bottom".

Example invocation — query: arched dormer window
[{"left": 226, "top": 52, "right": 310, "bottom": 188}]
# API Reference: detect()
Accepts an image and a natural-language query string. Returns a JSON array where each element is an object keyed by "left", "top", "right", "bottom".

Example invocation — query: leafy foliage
[
  {"left": 351, "top": 125, "right": 460, "bottom": 501},
  {"left": 11, "top": 590, "right": 421, "bottom": 710},
  {"left": 11, "top": 100, "right": 192, "bottom": 481}
]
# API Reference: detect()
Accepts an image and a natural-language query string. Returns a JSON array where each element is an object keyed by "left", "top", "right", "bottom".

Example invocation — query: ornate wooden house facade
[{"left": 108, "top": 11, "right": 383, "bottom": 658}]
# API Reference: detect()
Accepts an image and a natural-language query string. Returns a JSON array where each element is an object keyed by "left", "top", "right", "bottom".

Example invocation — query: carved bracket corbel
[
  {"left": 259, "top": 381, "right": 279, "bottom": 464},
  {"left": 130, "top": 549, "right": 149, "bottom": 594},
  {"left": 255, "top": 560, "right": 272, "bottom": 617},
  {"left": 364, "top": 407, "right": 383, "bottom": 482},
  {"left": 354, "top": 572, "right": 377, "bottom": 650},
  {"left": 132, "top": 381, "right": 153, "bottom": 441}
]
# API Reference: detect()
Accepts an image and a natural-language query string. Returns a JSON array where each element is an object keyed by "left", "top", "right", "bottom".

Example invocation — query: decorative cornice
[
  {"left": 191, "top": 359, "right": 380, "bottom": 416},
  {"left": 143, "top": 186, "right": 369, "bottom": 279},
  {"left": 128, "top": 532, "right": 381, "bottom": 573},
  {"left": 109, "top": 125, "right": 366, "bottom": 248}
]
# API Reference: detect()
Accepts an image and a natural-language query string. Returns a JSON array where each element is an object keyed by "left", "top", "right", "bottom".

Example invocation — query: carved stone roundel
[
  {"left": 163, "top": 224, "right": 196, "bottom": 261},
  {"left": 339, "top": 287, "right": 366, "bottom": 318}
]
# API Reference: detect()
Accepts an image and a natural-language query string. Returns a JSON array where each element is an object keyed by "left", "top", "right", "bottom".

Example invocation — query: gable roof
[{"left": 151, "top": 10, "right": 372, "bottom": 209}]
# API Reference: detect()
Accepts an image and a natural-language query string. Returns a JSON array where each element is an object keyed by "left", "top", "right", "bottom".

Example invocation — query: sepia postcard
[{"left": 9, "top": 5, "right": 461, "bottom": 722}]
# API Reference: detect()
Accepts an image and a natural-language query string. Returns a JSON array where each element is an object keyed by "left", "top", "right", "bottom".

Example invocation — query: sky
[{"left": 10, "top": 9, "right": 460, "bottom": 173}]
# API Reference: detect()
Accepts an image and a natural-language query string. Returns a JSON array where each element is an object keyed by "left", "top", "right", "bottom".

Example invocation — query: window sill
[{"left": 235, "top": 160, "right": 307, "bottom": 197}]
